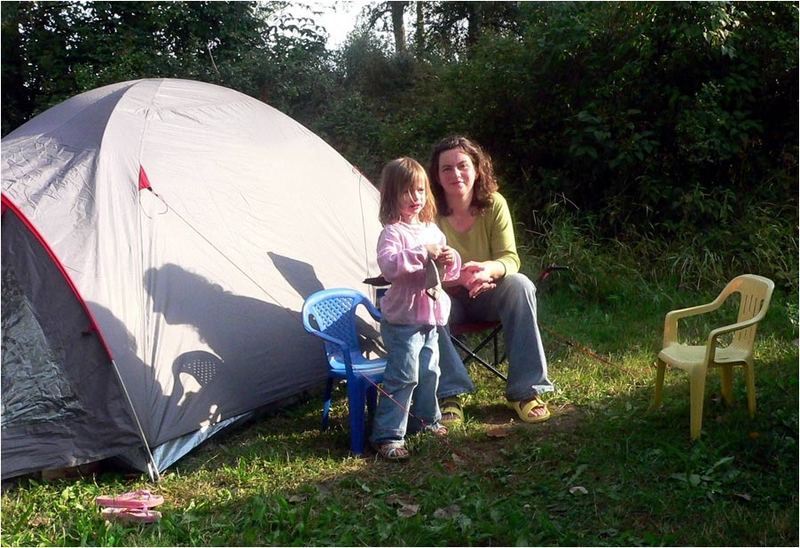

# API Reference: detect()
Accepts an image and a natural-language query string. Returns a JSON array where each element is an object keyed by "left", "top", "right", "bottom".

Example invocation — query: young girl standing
[{"left": 370, "top": 157, "right": 462, "bottom": 460}]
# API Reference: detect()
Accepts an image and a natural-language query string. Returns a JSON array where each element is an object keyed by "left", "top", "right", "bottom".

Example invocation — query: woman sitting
[{"left": 428, "top": 135, "right": 554, "bottom": 424}]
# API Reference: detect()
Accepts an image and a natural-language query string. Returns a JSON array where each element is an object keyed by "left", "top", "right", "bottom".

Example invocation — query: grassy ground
[{"left": 1, "top": 279, "right": 797, "bottom": 546}]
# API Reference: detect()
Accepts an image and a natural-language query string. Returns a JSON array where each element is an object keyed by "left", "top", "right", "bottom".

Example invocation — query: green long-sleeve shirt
[{"left": 436, "top": 192, "right": 521, "bottom": 277}]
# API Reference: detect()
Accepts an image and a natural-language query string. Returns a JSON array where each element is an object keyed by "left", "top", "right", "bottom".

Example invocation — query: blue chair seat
[
  {"left": 327, "top": 352, "right": 386, "bottom": 378},
  {"left": 302, "top": 288, "right": 386, "bottom": 455}
]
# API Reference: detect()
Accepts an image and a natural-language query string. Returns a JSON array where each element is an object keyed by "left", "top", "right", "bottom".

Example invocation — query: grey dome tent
[{"left": 1, "top": 78, "right": 383, "bottom": 480}]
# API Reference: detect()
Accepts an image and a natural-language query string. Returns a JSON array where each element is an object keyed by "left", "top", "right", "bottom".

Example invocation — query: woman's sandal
[
  {"left": 426, "top": 423, "right": 448, "bottom": 437},
  {"left": 439, "top": 397, "right": 464, "bottom": 426},
  {"left": 507, "top": 396, "right": 551, "bottom": 423},
  {"left": 374, "top": 441, "right": 410, "bottom": 461}
]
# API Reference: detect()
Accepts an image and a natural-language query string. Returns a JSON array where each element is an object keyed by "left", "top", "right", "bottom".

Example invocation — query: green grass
[{"left": 2, "top": 281, "right": 797, "bottom": 546}]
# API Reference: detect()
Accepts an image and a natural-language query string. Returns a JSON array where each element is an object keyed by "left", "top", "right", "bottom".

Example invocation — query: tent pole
[{"left": 110, "top": 358, "right": 161, "bottom": 482}]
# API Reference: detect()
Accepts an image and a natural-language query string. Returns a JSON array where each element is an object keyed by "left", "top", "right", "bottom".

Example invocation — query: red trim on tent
[
  {"left": 138, "top": 166, "right": 151, "bottom": 191},
  {"left": 0, "top": 193, "right": 115, "bottom": 361}
]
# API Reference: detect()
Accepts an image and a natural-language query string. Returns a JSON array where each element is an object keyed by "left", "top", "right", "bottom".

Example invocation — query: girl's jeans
[
  {"left": 370, "top": 321, "right": 441, "bottom": 444},
  {"left": 436, "top": 273, "right": 554, "bottom": 402}
]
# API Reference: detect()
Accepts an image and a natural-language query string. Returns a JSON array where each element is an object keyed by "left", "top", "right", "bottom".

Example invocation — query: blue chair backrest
[{"left": 302, "top": 288, "right": 378, "bottom": 364}]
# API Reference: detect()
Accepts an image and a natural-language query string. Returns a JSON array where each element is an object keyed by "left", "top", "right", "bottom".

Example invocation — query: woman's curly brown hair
[{"left": 428, "top": 135, "right": 498, "bottom": 216}]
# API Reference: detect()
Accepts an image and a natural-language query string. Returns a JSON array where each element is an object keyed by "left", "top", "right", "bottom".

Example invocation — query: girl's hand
[
  {"left": 425, "top": 244, "right": 443, "bottom": 260},
  {"left": 435, "top": 245, "right": 456, "bottom": 267}
]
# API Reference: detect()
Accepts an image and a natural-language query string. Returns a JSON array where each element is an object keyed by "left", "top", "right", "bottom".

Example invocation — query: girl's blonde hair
[{"left": 379, "top": 157, "right": 437, "bottom": 225}]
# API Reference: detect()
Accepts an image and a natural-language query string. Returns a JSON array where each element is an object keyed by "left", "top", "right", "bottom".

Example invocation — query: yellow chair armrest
[
  {"left": 663, "top": 299, "right": 723, "bottom": 346},
  {"left": 706, "top": 315, "right": 764, "bottom": 347},
  {"left": 701, "top": 315, "right": 765, "bottom": 366}
]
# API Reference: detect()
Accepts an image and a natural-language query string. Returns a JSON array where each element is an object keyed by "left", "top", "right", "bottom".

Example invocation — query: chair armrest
[
  {"left": 706, "top": 315, "right": 765, "bottom": 348},
  {"left": 701, "top": 315, "right": 764, "bottom": 367},
  {"left": 663, "top": 300, "right": 723, "bottom": 346},
  {"left": 362, "top": 299, "right": 383, "bottom": 322},
  {"left": 303, "top": 326, "right": 345, "bottom": 350}
]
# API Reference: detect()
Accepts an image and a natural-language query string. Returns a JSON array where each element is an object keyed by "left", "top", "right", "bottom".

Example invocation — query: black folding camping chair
[{"left": 363, "top": 264, "right": 568, "bottom": 382}]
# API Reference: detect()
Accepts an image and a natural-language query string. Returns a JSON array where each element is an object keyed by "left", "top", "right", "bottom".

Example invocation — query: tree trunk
[
  {"left": 391, "top": 1, "right": 407, "bottom": 53},
  {"left": 415, "top": 2, "right": 424, "bottom": 55},
  {"left": 466, "top": 2, "right": 483, "bottom": 50}
]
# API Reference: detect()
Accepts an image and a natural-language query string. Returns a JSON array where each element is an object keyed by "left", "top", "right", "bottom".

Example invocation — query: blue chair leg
[
  {"left": 366, "top": 383, "right": 378, "bottom": 439},
  {"left": 366, "top": 384, "right": 378, "bottom": 417},
  {"left": 321, "top": 377, "right": 334, "bottom": 431},
  {"left": 347, "top": 376, "right": 368, "bottom": 455}
]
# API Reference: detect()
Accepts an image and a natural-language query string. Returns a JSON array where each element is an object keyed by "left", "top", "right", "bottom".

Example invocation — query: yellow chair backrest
[{"left": 724, "top": 275, "right": 774, "bottom": 353}]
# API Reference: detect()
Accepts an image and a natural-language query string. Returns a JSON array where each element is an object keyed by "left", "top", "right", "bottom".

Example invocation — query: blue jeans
[
  {"left": 370, "top": 321, "right": 442, "bottom": 444},
  {"left": 437, "top": 273, "right": 554, "bottom": 402}
]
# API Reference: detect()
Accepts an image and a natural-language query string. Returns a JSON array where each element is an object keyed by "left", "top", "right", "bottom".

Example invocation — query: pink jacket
[{"left": 377, "top": 221, "right": 462, "bottom": 326}]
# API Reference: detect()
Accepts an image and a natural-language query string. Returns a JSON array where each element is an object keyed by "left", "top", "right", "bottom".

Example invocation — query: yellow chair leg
[
  {"left": 653, "top": 359, "right": 666, "bottom": 409},
  {"left": 720, "top": 365, "right": 734, "bottom": 406},
  {"left": 744, "top": 360, "right": 757, "bottom": 418},
  {"left": 689, "top": 367, "right": 707, "bottom": 440}
]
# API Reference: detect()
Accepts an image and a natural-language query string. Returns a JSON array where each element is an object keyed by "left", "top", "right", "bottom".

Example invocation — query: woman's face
[{"left": 437, "top": 148, "right": 476, "bottom": 204}]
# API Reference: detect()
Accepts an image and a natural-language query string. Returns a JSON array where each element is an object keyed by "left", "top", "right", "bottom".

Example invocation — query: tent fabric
[
  {"left": 2, "top": 210, "right": 147, "bottom": 477},
  {"left": 1, "top": 78, "right": 382, "bottom": 479}
]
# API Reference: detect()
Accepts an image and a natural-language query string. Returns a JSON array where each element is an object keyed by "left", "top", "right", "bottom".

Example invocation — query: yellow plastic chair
[{"left": 653, "top": 274, "right": 774, "bottom": 440}]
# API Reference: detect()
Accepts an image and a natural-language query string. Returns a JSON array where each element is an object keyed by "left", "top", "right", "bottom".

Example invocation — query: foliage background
[
  {"left": 2, "top": 1, "right": 798, "bottom": 293},
  {"left": 1, "top": 4, "right": 797, "bottom": 545}
]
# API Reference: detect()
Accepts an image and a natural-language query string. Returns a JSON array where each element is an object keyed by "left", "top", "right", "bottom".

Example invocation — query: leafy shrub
[{"left": 517, "top": 196, "right": 660, "bottom": 304}]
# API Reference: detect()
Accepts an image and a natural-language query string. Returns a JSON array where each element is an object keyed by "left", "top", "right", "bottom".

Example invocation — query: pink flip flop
[
  {"left": 95, "top": 489, "right": 164, "bottom": 509},
  {"left": 101, "top": 507, "right": 162, "bottom": 524}
]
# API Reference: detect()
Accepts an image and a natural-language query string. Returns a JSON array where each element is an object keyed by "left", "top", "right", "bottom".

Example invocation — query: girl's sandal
[
  {"left": 95, "top": 490, "right": 164, "bottom": 509},
  {"left": 507, "top": 396, "right": 551, "bottom": 423},
  {"left": 374, "top": 442, "right": 410, "bottom": 461},
  {"left": 101, "top": 507, "right": 162, "bottom": 524},
  {"left": 426, "top": 423, "right": 448, "bottom": 437}
]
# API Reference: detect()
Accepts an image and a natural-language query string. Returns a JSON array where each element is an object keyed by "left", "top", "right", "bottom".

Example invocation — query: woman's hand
[{"left": 459, "top": 261, "right": 497, "bottom": 298}]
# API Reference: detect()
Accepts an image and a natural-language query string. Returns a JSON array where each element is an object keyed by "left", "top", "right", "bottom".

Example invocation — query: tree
[
  {"left": 1, "top": 2, "right": 34, "bottom": 135},
  {"left": 364, "top": 1, "right": 409, "bottom": 53},
  {"left": 0, "top": 1, "right": 327, "bottom": 136},
  {"left": 421, "top": 1, "right": 522, "bottom": 58}
]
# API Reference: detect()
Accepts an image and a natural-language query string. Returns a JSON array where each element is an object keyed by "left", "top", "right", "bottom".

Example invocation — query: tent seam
[{"left": 93, "top": 78, "right": 165, "bottom": 480}]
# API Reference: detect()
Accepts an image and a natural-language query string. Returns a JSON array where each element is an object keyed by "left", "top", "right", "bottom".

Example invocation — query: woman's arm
[
  {"left": 489, "top": 194, "right": 521, "bottom": 277},
  {"left": 459, "top": 195, "right": 519, "bottom": 297}
]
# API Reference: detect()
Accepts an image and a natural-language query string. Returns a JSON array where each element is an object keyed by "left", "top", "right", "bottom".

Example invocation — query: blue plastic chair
[{"left": 301, "top": 288, "right": 386, "bottom": 454}]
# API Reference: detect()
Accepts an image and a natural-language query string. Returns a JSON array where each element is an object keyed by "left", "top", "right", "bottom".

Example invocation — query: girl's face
[
  {"left": 399, "top": 179, "right": 427, "bottom": 224},
  {"left": 437, "top": 148, "right": 476, "bottom": 204}
]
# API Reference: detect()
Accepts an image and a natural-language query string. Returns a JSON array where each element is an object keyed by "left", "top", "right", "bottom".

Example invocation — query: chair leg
[
  {"left": 492, "top": 330, "right": 499, "bottom": 366},
  {"left": 689, "top": 367, "right": 708, "bottom": 440},
  {"left": 720, "top": 365, "right": 734, "bottom": 406},
  {"left": 366, "top": 384, "right": 378, "bottom": 415},
  {"left": 366, "top": 384, "right": 378, "bottom": 435},
  {"left": 744, "top": 360, "right": 757, "bottom": 418},
  {"left": 346, "top": 378, "right": 367, "bottom": 455},
  {"left": 321, "top": 378, "right": 334, "bottom": 431},
  {"left": 450, "top": 334, "right": 508, "bottom": 382},
  {"left": 653, "top": 359, "right": 666, "bottom": 409}
]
